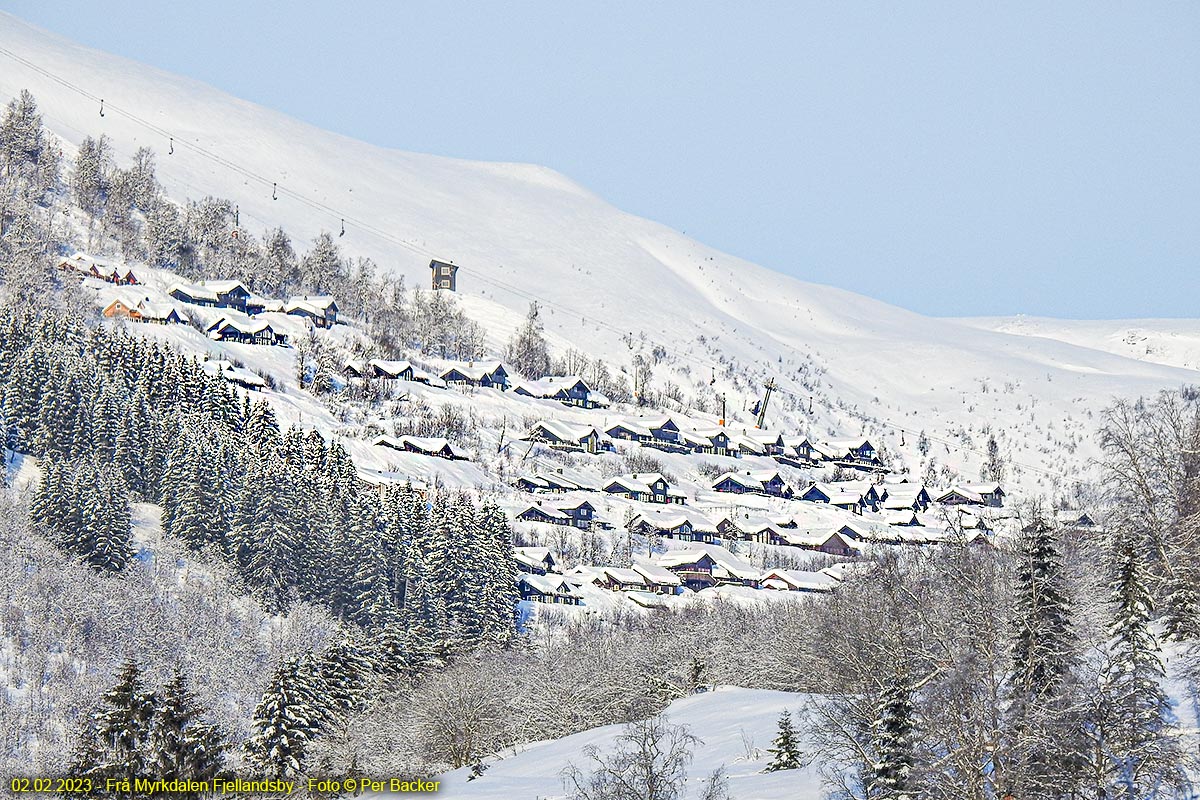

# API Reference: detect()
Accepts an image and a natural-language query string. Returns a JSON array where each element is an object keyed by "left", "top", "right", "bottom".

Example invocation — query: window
[
  {"left": 439, "top": 279, "right": 451, "bottom": 288},
  {"left": 441, "top": 266, "right": 451, "bottom": 276}
]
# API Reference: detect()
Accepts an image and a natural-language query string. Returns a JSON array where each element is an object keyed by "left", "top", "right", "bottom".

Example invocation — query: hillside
[
  {"left": 417, "top": 686, "right": 823, "bottom": 800},
  {"left": 957, "top": 315, "right": 1200, "bottom": 372},
  {"left": 1, "top": 10, "right": 1197, "bottom": 497}
]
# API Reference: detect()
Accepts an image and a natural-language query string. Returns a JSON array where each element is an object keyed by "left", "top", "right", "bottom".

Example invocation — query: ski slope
[{"left": 1, "top": 11, "right": 1198, "bottom": 493}]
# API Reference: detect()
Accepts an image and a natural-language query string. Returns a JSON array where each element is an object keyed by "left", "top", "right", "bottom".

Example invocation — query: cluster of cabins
[
  {"left": 167, "top": 280, "right": 340, "bottom": 329},
  {"left": 713, "top": 472, "right": 1005, "bottom": 515},
  {"left": 342, "top": 358, "right": 615, "bottom": 409},
  {"left": 62, "top": 253, "right": 342, "bottom": 340},
  {"left": 516, "top": 469, "right": 689, "bottom": 506},
  {"left": 522, "top": 413, "right": 883, "bottom": 471},
  {"left": 513, "top": 543, "right": 844, "bottom": 606},
  {"left": 514, "top": 462, "right": 1008, "bottom": 553},
  {"left": 102, "top": 296, "right": 184, "bottom": 325},
  {"left": 59, "top": 253, "right": 141, "bottom": 285}
]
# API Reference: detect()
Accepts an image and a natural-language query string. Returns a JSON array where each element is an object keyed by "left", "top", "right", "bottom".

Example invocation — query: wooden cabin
[{"left": 430, "top": 259, "right": 459, "bottom": 291}]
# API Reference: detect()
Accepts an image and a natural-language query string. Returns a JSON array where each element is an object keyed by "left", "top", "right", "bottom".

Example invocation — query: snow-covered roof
[
  {"left": 137, "top": 301, "right": 180, "bottom": 321},
  {"left": 656, "top": 543, "right": 758, "bottom": 581},
  {"left": 207, "top": 315, "right": 274, "bottom": 336},
  {"left": 527, "top": 420, "right": 602, "bottom": 445},
  {"left": 601, "top": 567, "right": 646, "bottom": 586},
  {"left": 246, "top": 294, "right": 284, "bottom": 311},
  {"left": 631, "top": 559, "right": 683, "bottom": 586},
  {"left": 883, "top": 510, "right": 922, "bottom": 526},
  {"left": 169, "top": 282, "right": 220, "bottom": 302},
  {"left": 720, "top": 515, "right": 778, "bottom": 535},
  {"left": 825, "top": 437, "right": 873, "bottom": 451},
  {"left": 632, "top": 507, "right": 719, "bottom": 533},
  {"left": 513, "top": 546, "right": 557, "bottom": 571},
  {"left": 605, "top": 472, "right": 666, "bottom": 493},
  {"left": 202, "top": 279, "right": 246, "bottom": 293},
  {"left": 961, "top": 482, "right": 1005, "bottom": 495},
  {"left": 285, "top": 294, "right": 337, "bottom": 312},
  {"left": 728, "top": 435, "right": 765, "bottom": 455},
  {"left": 439, "top": 360, "right": 506, "bottom": 381},
  {"left": 607, "top": 419, "right": 653, "bottom": 437},
  {"left": 370, "top": 359, "right": 413, "bottom": 377},
  {"left": 759, "top": 568, "right": 838, "bottom": 593},
  {"left": 517, "top": 503, "right": 572, "bottom": 522},
  {"left": 937, "top": 486, "right": 985, "bottom": 504},
  {"left": 518, "top": 573, "right": 578, "bottom": 597},
  {"left": 372, "top": 434, "right": 468, "bottom": 460},
  {"left": 627, "top": 591, "right": 669, "bottom": 608},
  {"left": 712, "top": 471, "right": 763, "bottom": 490},
  {"left": 200, "top": 359, "right": 267, "bottom": 388}
]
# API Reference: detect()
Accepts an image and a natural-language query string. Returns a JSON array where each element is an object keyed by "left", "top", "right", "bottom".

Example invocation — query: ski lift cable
[{"left": 0, "top": 47, "right": 1077, "bottom": 482}]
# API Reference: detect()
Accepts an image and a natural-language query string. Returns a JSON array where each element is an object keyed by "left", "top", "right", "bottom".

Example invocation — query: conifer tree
[
  {"left": 246, "top": 658, "right": 321, "bottom": 778},
  {"left": 1099, "top": 530, "right": 1181, "bottom": 796},
  {"left": 71, "top": 660, "right": 157, "bottom": 786},
  {"left": 478, "top": 501, "right": 519, "bottom": 645},
  {"left": 1005, "top": 514, "right": 1084, "bottom": 798},
  {"left": 764, "top": 710, "right": 803, "bottom": 772},
  {"left": 150, "top": 666, "right": 226, "bottom": 786},
  {"left": 869, "top": 680, "right": 916, "bottom": 800},
  {"left": 318, "top": 638, "right": 375, "bottom": 720}
]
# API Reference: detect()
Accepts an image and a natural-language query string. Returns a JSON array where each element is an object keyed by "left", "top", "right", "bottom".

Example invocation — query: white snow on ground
[
  {"left": 957, "top": 316, "right": 1200, "bottom": 372},
  {"left": 405, "top": 686, "right": 824, "bottom": 800},
  {"left": 1, "top": 11, "right": 1198, "bottom": 497}
]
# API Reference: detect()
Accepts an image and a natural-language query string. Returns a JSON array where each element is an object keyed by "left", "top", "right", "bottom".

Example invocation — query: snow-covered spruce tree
[
  {"left": 31, "top": 455, "right": 134, "bottom": 572},
  {"left": 149, "top": 666, "right": 227, "bottom": 785},
  {"left": 1003, "top": 513, "right": 1086, "bottom": 797},
  {"left": 84, "top": 464, "right": 135, "bottom": 573},
  {"left": 478, "top": 500, "right": 519, "bottom": 646},
  {"left": 316, "top": 638, "right": 376, "bottom": 727},
  {"left": 1161, "top": 571, "right": 1200, "bottom": 642},
  {"left": 868, "top": 679, "right": 916, "bottom": 799},
  {"left": 506, "top": 301, "right": 551, "bottom": 379},
  {"left": 245, "top": 657, "right": 322, "bottom": 778},
  {"left": 233, "top": 450, "right": 300, "bottom": 612},
  {"left": 1097, "top": 529, "right": 1183, "bottom": 796},
  {"left": 70, "top": 660, "right": 158, "bottom": 787},
  {"left": 764, "top": 710, "right": 803, "bottom": 772}
]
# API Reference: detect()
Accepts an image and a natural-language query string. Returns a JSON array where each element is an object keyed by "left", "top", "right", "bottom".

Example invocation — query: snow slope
[
  {"left": 956, "top": 316, "right": 1200, "bottom": 372},
  {"left": 415, "top": 686, "right": 824, "bottom": 800},
  {"left": 2, "top": 12, "right": 1198, "bottom": 492}
]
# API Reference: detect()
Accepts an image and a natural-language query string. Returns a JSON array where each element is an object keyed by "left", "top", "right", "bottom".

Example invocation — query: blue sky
[{"left": 4, "top": 1, "right": 1198, "bottom": 319}]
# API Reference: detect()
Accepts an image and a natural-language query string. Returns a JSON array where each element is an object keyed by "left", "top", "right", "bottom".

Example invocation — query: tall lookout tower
[{"left": 430, "top": 259, "right": 459, "bottom": 291}]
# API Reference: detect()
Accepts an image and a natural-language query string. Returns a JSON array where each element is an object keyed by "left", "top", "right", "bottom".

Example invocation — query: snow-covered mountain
[
  {"left": 1, "top": 11, "right": 1196, "bottom": 493},
  {"left": 957, "top": 316, "right": 1200, "bottom": 372}
]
